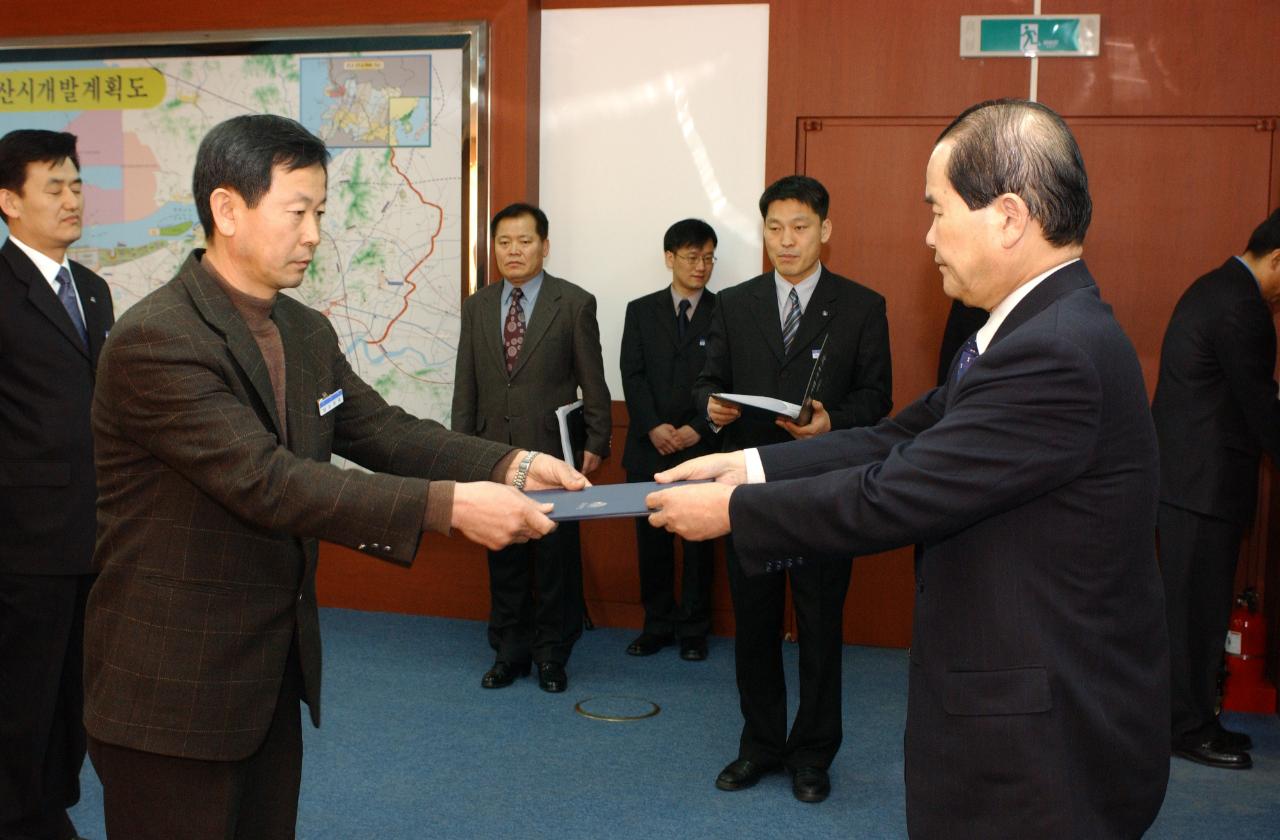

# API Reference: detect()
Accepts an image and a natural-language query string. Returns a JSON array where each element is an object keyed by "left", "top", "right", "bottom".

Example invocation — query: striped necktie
[
  {"left": 781, "top": 288, "right": 801, "bottom": 354},
  {"left": 56, "top": 266, "right": 88, "bottom": 348}
]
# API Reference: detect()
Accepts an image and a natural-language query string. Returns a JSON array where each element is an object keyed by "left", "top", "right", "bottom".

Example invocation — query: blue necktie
[
  {"left": 954, "top": 334, "right": 979, "bottom": 382},
  {"left": 781, "top": 288, "right": 801, "bottom": 354},
  {"left": 677, "top": 298, "right": 691, "bottom": 340},
  {"left": 56, "top": 266, "right": 88, "bottom": 348}
]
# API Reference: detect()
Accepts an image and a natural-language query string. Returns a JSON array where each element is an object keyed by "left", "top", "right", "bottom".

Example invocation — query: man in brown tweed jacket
[{"left": 83, "top": 115, "right": 584, "bottom": 839}]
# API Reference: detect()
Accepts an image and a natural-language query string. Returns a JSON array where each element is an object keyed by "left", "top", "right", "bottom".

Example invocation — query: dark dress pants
[
  {"left": 0, "top": 572, "right": 92, "bottom": 840},
  {"left": 88, "top": 643, "right": 304, "bottom": 840},
  {"left": 725, "top": 537, "right": 853, "bottom": 770},
  {"left": 1158, "top": 502, "right": 1245, "bottom": 744},
  {"left": 629, "top": 469, "right": 714, "bottom": 638},
  {"left": 487, "top": 521, "right": 584, "bottom": 665}
]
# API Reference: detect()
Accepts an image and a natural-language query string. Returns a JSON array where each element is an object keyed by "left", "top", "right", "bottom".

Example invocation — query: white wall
[{"left": 538, "top": 4, "right": 769, "bottom": 398}]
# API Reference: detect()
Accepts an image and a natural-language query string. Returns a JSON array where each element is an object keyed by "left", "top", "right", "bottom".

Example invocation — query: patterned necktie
[
  {"left": 503, "top": 287, "right": 526, "bottom": 375},
  {"left": 676, "top": 298, "right": 691, "bottom": 341},
  {"left": 954, "top": 334, "right": 979, "bottom": 382},
  {"left": 56, "top": 266, "right": 88, "bottom": 348},
  {"left": 781, "top": 288, "right": 802, "bottom": 353}
]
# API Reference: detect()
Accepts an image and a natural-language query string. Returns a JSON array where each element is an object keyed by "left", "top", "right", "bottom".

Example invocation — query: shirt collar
[
  {"left": 7, "top": 234, "right": 71, "bottom": 287},
  {"left": 1234, "top": 255, "right": 1263, "bottom": 295},
  {"left": 974, "top": 258, "right": 1080, "bottom": 353},
  {"left": 671, "top": 285, "right": 704, "bottom": 313},
  {"left": 773, "top": 262, "right": 822, "bottom": 308},
  {"left": 504, "top": 271, "right": 543, "bottom": 303}
]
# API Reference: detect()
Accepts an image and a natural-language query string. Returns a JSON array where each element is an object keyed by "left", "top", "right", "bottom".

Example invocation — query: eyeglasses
[{"left": 674, "top": 253, "right": 717, "bottom": 267}]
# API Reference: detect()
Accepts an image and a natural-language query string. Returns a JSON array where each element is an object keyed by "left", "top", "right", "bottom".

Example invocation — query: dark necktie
[
  {"left": 954, "top": 334, "right": 979, "bottom": 382},
  {"left": 781, "top": 288, "right": 801, "bottom": 353},
  {"left": 503, "top": 287, "right": 526, "bottom": 375},
  {"left": 676, "top": 298, "right": 691, "bottom": 340},
  {"left": 56, "top": 266, "right": 88, "bottom": 348}
]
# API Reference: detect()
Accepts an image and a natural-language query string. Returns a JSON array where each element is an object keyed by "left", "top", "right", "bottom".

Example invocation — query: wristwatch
[{"left": 513, "top": 450, "right": 539, "bottom": 491}]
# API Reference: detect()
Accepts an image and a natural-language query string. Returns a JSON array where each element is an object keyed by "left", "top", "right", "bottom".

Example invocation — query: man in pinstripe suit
[{"left": 83, "top": 115, "right": 584, "bottom": 839}]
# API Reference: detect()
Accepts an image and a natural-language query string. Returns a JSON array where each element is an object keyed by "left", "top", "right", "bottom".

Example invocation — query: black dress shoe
[
  {"left": 791, "top": 766, "right": 831, "bottom": 803},
  {"left": 715, "top": 758, "right": 779, "bottom": 791},
  {"left": 626, "top": 632, "right": 675, "bottom": 656},
  {"left": 1173, "top": 733, "right": 1252, "bottom": 769},
  {"left": 481, "top": 660, "right": 530, "bottom": 689},
  {"left": 1216, "top": 721, "right": 1253, "bottom": 751},
  {"left": 679, "top": 637, "right": 708, "bottom": 661},
  {"left": 537, "top": 661, "right": 567, "bottom": 693}
]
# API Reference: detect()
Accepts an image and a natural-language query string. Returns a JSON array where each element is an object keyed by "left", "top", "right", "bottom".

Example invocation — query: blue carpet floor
[{"left": 70, "top": 608, "right": 1280, "bottom": 838}]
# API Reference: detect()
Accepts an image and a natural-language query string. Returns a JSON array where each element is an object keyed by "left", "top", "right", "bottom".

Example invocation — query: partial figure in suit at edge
[
  {"left": 692, "top": 175, "right": 893, "bottom": 805},
  {"left": 0, "top": 130, "right": 113, "bottom": 840},
  {"left": 648, "top": 99, "right": 1170, "bottom": 838},
  {"left": 83, "top": 115, "right": 587, "bottom": 839},
  {"left": 1153, "top": 208, "right": 1280, "bottom": 771},
  {"left": 620, "top": 218, "right": 721, "bottom": 662},
  {"left": 452, "top": 202, "right": 612, "bottom": 695}
]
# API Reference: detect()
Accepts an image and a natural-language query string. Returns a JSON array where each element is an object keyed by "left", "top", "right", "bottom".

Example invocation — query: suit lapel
[
  {"left": 73, "top": 262, "right": 111, "bottom": 365},
  {"left": 2, "top": 240, "right": 91, "bottom": 360},
  {"left": 680, "top": 290, "right": 715, "bottom": 347},
  {"left": 746, "top": 275, "right": 786, "bottom": 364},
  {"left": 179, "top": 252, "right": 284, "bottom": 440},
  {"left": 480, "top": 281, "right": 506, "bottom": 374},
  {"left": 652, "top": 290, "right": 679, "bottom": 348},
  {"left": 511, "top": 273, "right": 562, "bottom": 378},
  {"left": 273, "top": 301, "right": 311, "bottom": 455},
  {"left": 991, "top": 260, "right": 1095, "bottom": 347},
  {"left": 786, "top": 271, "right": 837, "bottom": 363}
]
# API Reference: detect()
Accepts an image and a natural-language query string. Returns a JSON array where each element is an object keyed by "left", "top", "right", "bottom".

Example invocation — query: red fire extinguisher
[{"left": 1222, "top": 587, "right": 1277, "bottom": 714}]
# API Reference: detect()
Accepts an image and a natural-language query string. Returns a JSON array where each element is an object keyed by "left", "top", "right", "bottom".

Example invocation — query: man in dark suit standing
[
  {"left": 651, "top": 100, "right": 1170, "bottom": 838},
  {"left": 453, "top": 203, "right": 611, "bottom": 694},
  {"left": 84, "top": 115, "right": 585, "bottom": 839},
  {"left": 692, "top": 176, "right": 892, "bottom": 803},
  {"left": 0, "top": 130, "right": 111, "bottom": 840},
  {"left": 1152, "top": 209, "right": 1280, "bottom": 770},
  {"left": 620, "top": 218, "right": 720, "bottom": 661}
]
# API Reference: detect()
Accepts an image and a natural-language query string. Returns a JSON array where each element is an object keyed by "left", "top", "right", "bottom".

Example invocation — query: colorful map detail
[{"left": 300, "top": 56, "right": 433, "bottom": 148}]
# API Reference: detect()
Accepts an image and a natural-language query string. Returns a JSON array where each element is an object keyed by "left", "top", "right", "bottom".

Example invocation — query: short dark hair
[
  {"left": 193, "top": 114, "right": 329, "bottom": 239},
  {"left": 490, "top": 202, "right": 548, "bottom": 239},
  {"left": 759, "top": 175, "right": 829, "bottom": 221},
  {"left": 937, "top": 98, "right": 1091, "bottom": 247},
  {"left": 0, "top": 130, "right": 80, "bottom": 223},
  {"left": 663, "top": 218, "right": 717, "bottom": 253},
  {"left": 1245, "top": 209, "right": 1280, "bottom": 257}
]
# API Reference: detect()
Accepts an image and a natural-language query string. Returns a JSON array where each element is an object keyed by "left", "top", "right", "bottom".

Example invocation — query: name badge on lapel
[
  {"left": 811, "top": 347, "right": 821, "bottom": 359},
  {"left": 699, "top": 338, "right": 706, "bottom": 347},
  {"left": 317, "top": 389, "right": 344, "bottom": 416}
]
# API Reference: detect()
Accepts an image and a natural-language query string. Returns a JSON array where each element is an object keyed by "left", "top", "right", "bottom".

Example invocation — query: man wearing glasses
[{"left": 619, "top": 219, "right": 721, "bottom": 662}]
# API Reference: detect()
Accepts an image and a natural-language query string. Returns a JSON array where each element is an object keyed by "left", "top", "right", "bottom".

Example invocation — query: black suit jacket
[
  {"left": 620, "top": 287, "right": 717, "bottom": 475},
  {"left": 86, "top": 251, "right": 512, "bottom": 761},
  {"left": 0, "top": 237, "right": 114, "bottom": 575},
  {"left": 729, "top": 262, "right": 1169, "bottom": 838},
  {"left": 1152, "top": 257, "right": 1280, "bottom": 525},
  {"left": 693, "top": 268, "right": 891, "bottom": 451},
  {"left": 452, "top": 272, "right": 611, "bottom": 459}
]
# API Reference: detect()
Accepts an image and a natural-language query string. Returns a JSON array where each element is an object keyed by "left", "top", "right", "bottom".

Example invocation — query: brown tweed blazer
[{"left": 85, "top": 250, "right": 512, "bottom": 761}]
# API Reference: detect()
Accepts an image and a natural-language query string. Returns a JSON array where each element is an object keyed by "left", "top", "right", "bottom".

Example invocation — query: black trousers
[
  {"left": 629, "top": 468, "right": 714, "bottom": 638},
  {"left": 725, "top": 539, "right": 853, "bottom": 770},
  {"left": 88, "top": 646, "right": 304, "bottom": 840},
  {"left": 1158, "top": 502, "right": 1244, "bottom": 744},
  {"left": 487, "top": 521, "right": 583, "bottom": 665},
  {"left": 0, "top": 572, "right": 92, "bottom": 840}
]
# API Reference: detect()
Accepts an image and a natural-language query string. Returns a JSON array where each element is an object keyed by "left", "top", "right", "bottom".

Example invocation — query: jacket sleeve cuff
[{"left": 423, "top": 481, "right": 455, "bottom": 536}]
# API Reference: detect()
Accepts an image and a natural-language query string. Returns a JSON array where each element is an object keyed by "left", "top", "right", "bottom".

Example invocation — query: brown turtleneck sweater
[{"left": 201, "top": 254, "right": 517, "bottom": 536}]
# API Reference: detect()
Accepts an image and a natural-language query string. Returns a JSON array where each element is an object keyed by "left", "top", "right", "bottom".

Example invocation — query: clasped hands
[
  {"left": 451, "top": 452, "right": 591, "bottom": 550},
  {"left": 645, "top": 451, "right": 747, "bottom": 541}
]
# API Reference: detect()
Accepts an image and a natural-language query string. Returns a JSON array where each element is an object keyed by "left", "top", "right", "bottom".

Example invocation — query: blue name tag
[{"left": 317, "top": 389, "right": 344, "bottom": 416}]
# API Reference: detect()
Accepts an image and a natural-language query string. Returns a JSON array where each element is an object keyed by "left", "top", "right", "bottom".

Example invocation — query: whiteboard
[{"left": 538, "top": 4, "right": 770, "bottom": 398}]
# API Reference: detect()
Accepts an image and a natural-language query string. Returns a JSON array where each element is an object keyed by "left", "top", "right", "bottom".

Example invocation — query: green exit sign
[{"left": 961, "top": 14, "right": 1100, "bottom": 57}]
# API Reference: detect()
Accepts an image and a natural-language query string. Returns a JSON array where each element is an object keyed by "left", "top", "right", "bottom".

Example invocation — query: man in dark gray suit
[
  {"left": 1152, "top": 209, "right": 1280, "bottom": 770},
  {"left": 453, "top": 203, "right": 611, "bottom": 693},
  {"left": 85, "top": 115, "right": 584, "bottom": 839},
  {"left": 649, "top": 99, "right": 1170, "bottom": 839},
  {"left": 0, "top": 130, "right": 112, "bottom": 840}
]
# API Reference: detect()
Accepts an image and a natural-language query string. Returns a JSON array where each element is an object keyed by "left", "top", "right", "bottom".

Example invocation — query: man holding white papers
[
  {"left": 620, "top": 219, "right": 720, "bottom": 661},
  {"left": 453, "top": 203, "right": 611, "bottom": 693},
  {"left": 693, "top": 176, "right": 891, "bottom": 802}
]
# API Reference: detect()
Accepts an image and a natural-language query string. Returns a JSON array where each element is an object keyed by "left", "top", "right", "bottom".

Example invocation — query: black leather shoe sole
[
  {"left": 1173, "top": 743, "right": 1252, "bottom": 770},
  {"left": 481, "top": 661, "right": 530, "bottom": 689}
]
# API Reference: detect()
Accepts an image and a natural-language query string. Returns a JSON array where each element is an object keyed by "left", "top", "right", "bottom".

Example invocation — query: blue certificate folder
[{"left": 526, "top": 480, "right": 709, "bottom": 522}]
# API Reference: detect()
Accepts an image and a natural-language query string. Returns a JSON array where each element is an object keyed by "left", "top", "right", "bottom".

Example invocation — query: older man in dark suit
[
  {"left": 0, "top": 130, "right": 112, "bottom": 840},
  {"left": 620, "top": 218, "right": 720, "bottom": 661},
  {"left": 453, "top": 203, "right": 611, "bottom": 694},
  {"left": 1152, "top": 209, "right": 1280, "bottom": 770},
  {"left": 84, "top": 115, "right": 584, "bottom": 839},
  {"left": 650, "top": 99, "right": 1170, "bottom": 838},
  {"left": 692, "top": 176, "right": 892, "bottom": 804}
]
